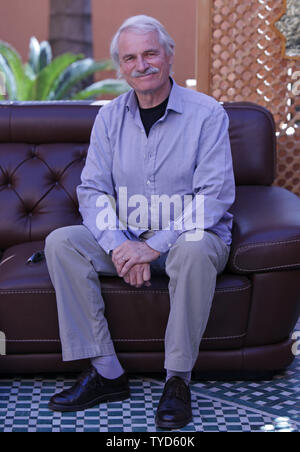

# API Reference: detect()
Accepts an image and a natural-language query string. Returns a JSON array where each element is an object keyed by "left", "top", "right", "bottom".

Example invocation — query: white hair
[{"left": 110, "top": 15, "right": 175, "bottom": 77}]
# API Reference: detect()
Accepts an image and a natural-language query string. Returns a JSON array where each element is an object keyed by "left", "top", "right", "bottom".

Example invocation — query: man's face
[{"left": 118, "top": 29, "right": 173, "bottom": 97}]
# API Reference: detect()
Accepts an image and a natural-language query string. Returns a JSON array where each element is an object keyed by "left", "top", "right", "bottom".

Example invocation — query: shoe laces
[
  {"left": 162, "top": 378, "right": 190, "bottom": 404},
  {"left": 77, "top": 366, "right": 100, "bottom": 388}
]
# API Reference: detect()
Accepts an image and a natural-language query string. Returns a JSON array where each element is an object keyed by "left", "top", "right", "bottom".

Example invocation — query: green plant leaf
[
  {"left": 0, "top": 40, "right": 29, "bottom": 100},
  {"left": 0, "top": 37, "right": 125, "bottom": 102},
  {"left": 0, "top": 53, "right": 17, "bottom": 100},
  {"left": 38, "top": 41, "right": 52, "bottom": 72},
  {"left": 28, "top": 37, "right": 40, "bottom": 74},
  {"left": 21, "top": 63, "right": 36, "bottom": 100},
  {"left": 71, "top": 79, "right": 130, "bottom": 100},
  {"left": 52, "top": 58, "right": 114, "bottom": 100},
  {"left": 32, "top": 53, "right": 84, "bottom": 100},
  {"left": 23, "top": 62, "right": 36, "bottom": 81}
]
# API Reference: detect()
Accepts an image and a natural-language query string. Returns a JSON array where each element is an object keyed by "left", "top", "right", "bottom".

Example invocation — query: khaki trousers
[{"left": 45, "top": 225, "right": 229, "bottom": 372}]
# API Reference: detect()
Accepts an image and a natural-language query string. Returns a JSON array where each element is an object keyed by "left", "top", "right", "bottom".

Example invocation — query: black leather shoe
[
  {"left": 155, "top": 377, "right": 193, "bottom": 429},
  {"left": 48, "top": 366, "right": 130, "bottom": 412}
]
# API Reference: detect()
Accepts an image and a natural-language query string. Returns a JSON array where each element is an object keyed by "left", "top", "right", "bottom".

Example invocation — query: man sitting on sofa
[{"left": 45, "top": 15, "right": 235, "bottom": 430}]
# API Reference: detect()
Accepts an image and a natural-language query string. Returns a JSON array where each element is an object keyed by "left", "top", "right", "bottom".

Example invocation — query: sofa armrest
[{"left": 228, "top": 185, "right": 300, "bottom": 274}]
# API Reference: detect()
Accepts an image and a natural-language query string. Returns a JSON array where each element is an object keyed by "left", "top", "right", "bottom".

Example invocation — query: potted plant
[{"left": 0, "top": 37, "right": 129, "bottom": 101}]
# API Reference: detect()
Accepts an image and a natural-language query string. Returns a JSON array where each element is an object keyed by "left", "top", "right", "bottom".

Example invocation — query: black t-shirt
[{"left": 139, "top": 96, "right": 169, "bottom": 137}]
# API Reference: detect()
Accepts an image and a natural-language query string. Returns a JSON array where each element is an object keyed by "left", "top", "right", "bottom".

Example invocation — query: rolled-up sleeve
[{"left": 77, "top": 111, "right": 127, "bottom": 255}]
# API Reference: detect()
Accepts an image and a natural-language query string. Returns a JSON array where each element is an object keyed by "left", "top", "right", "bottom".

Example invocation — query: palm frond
[
  {"left": 28, "top": 37, "right": 40, "bottom": 74},
  {"left": 33, "top": 53, "right": 84, "bottom": 100},
  {"left": 71, "top": 79, "right": 130, "bottom": 100},
  {"left": 38, "top": 41, "right": 52, "bottom": 72},
  {"left": 0, "top": 53, "right": 17, "bottom": 99},
  {"left": 0, "top": 37, "right": 123, "bottom": 101},
  {"left": 0, "top": 40, "right": 29, "bottom": 100},
  {"left": 52, "top": 58, "right": 113, "bottom": 100}
]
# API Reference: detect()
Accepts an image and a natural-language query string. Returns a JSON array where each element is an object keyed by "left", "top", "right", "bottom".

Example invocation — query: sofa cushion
[
  {"left": 0, "top": 103, "right": 98, "bottom": 144},
  {"left": 0, "top": 241, "right": 60, "bottom": 354},
  {"left": 224, "top": 102, "right": 276, "bottom": 186},
  {"left": 0, "top": 241, "right": 252, "bottom": 354},
  {"left": 101, "top": 272, "right": 251, "bottom": 352},
  {"left": 0, "top": 143, "right": 86, "bottom": 249},
  {"left": 229, "top": 185, "right": 300, "bottom": 273}
]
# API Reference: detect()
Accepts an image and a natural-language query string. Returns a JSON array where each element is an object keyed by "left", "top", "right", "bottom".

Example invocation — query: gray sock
[
  {"left": 91, "top": 354, "right": 124, "bottom": 380},
  {"left": 166, "top": 370, "right": 191, "bottom": 386}
]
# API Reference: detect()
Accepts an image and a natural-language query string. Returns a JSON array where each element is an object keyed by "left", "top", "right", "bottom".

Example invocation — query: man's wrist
[{"left": 144, "top": 241, "right": 161, "bottom": 258}]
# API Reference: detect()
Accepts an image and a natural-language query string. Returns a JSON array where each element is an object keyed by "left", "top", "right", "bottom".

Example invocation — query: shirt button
[
  {"left": 147, "top": 180, "right": 150, "bottom": 185},
  {"left": 168, "top": 243, "right": 172, "bottom": 248}
]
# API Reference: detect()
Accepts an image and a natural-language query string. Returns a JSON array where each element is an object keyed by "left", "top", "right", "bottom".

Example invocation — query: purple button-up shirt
[{"left": 77, "top": 79, "right": 235, "bottom": 255}]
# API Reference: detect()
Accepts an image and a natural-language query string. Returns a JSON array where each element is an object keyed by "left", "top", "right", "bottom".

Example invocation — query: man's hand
[
  {"left": 112, "top": 240, "right": 160, "bottom": 277},
  {"left": 123, "top": 263, "right": 151, "bottom": 288}
]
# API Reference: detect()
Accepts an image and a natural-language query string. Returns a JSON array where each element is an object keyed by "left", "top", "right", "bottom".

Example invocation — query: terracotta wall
[
  {"left": 0, "top": 0, "right": 49, "bottom": 58},
  {"left": 0, "top": 0, "right": 196, "bottom": 87}
]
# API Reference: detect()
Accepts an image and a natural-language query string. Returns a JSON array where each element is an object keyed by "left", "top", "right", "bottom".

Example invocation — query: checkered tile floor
[
  {"left": 1, "top": 320, "right": 299, "bottom": 432},
  {"left": 0, "top": 368, "right": 298, "bottom": 432}
]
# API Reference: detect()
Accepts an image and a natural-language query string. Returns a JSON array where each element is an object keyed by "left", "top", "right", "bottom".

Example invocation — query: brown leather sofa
[{"left": 0, "top": 101, "right": 299, "bottom": 377}]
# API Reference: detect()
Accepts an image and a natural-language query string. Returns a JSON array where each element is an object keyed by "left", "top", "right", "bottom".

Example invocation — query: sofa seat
[
  {"left": 230, "top": 186, "right": 300, "bottom": 273},
  {"left": 0, "top": 241, "right": 59, "bottom": 355},
  {"left": 0, "top": 241, "right": 251, "bottom": 355}
]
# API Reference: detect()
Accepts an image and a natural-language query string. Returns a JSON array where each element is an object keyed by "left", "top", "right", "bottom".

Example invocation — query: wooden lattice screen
[{"left": 197, "top": 0, "right": 300, "bottom": 195}]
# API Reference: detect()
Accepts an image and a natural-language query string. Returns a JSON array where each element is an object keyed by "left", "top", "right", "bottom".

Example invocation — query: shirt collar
[{"left": 125, "top": 77, "right": 183, "bottom": 116}]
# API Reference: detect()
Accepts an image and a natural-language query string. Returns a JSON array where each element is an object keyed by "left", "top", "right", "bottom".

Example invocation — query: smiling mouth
[{"left": 137, "top": 73, "right": 154, "bottom": 78}]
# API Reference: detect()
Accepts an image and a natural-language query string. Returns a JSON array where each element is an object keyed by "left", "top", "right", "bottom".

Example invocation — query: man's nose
[{"left": 136, "top": 55, "right": 150, "bottom": 72}]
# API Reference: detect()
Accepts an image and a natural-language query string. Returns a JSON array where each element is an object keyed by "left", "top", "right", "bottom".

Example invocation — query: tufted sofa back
[{"left": 0, "top": 101, "right": 276, "bottom": 250}]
